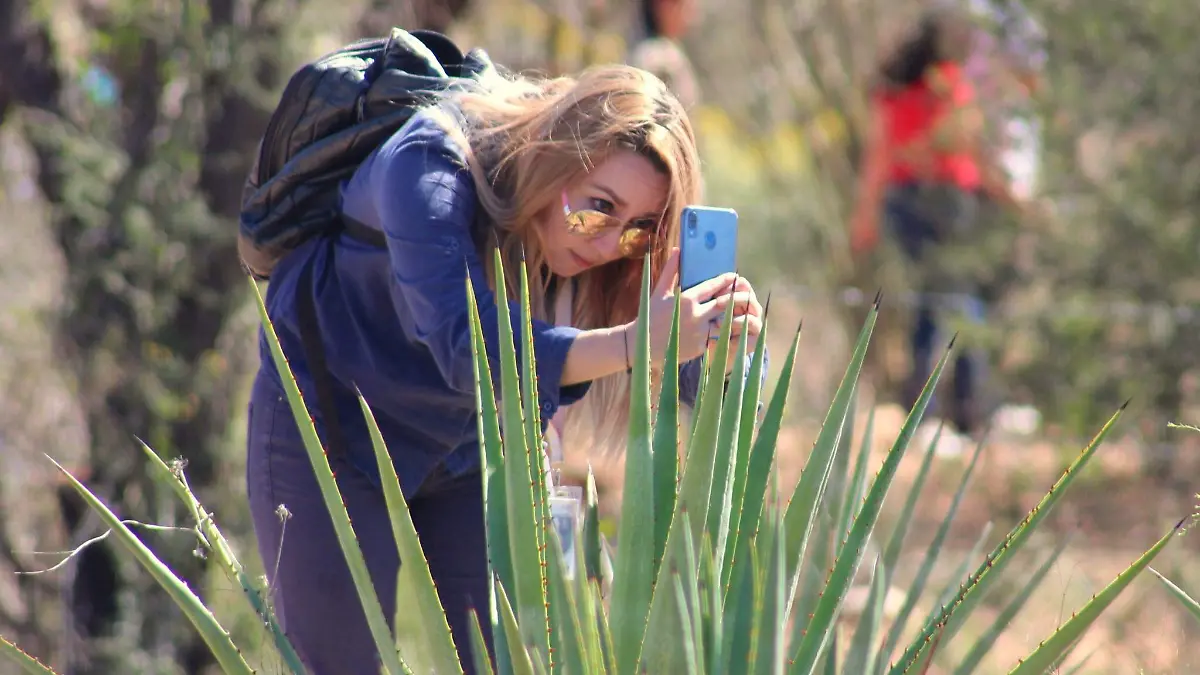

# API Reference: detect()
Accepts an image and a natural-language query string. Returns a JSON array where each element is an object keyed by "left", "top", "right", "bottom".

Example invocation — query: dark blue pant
[
  {"left": 885, "top": 183, "right": 988, "bottom": 433},
  {"left": 246, "top": 385, "right": 493, "bottom": 674}
]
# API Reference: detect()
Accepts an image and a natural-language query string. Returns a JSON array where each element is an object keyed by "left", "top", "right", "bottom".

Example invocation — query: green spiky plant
[{"left": 1, "top": 250, "right": 1192, "bottom": 675}]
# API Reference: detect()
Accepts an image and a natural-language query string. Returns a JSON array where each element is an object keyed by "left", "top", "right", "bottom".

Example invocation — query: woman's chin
[{"left": 545, "top": 253, "right": 587, "bottom": 278}]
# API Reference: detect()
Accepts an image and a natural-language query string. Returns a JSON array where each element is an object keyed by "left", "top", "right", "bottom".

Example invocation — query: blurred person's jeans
[{"left": 884, "top": 182, "right": 989, "bottom": 435}]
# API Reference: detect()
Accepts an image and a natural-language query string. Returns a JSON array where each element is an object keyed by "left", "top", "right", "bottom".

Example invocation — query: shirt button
[
  {"left": 541, "top": 402, "right": 553, "bottom": 414},
  {"left": 443, "top": 237, "right": 459, "bottom": 257}
]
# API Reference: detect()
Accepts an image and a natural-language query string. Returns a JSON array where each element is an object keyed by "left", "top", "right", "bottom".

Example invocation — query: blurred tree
[
  {"left": 357, "top": 0, "right": 473, "bottom": 35},
  {"left": 1005, "top": 0, "right": 1200, "bottom": 479},
  {"left": 0, "top": 0, "right": 292, "bottom": 670}
]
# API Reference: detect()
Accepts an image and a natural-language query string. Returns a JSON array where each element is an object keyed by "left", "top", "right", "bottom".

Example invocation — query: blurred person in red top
[{"left": 849, "top": 4, "right": 1025, "bottom": 438}]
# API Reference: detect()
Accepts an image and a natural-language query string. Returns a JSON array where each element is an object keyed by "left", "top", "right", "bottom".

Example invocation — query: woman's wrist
[{"left": 561, "top": 324, "right": 636, "bottom": 386}]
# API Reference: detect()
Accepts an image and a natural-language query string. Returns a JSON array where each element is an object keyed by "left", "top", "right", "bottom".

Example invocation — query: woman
[
  {"left": 849, "top": 6, "right": 1021, "bottom": 437},
  {"left": 246, "top": 63, "right": 764, "bottom": 674}
]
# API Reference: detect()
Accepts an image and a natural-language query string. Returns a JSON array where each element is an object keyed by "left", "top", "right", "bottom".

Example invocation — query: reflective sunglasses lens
[
  {"left": 566, "top": 210, "right": 616, "bottom": 235},
  {"left": 619, "top": 228, "right": 652, "bottom": 258}
]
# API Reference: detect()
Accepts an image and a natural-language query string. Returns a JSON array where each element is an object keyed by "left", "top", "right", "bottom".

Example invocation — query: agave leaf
[
  {"left": 467, "top": 609, "right": 498, "bottom": 675},
  {"left": 893, "top": 404, "right": 1129, "bottom": 674},
  {"left": 681, "top": 280, "right": 738, "bottom": 548},
  {"left": 582, "top": 468, "right": 602, "bottom": 582},
  {"left": 678, "top": 513, "right": 708, "bottom": 675},
  {"left": 781, "top": 300, "right": 878, "bottom": 615},
  {"left": 709, "top": 310, "right": 749, "bottom": 587},
  {"left": 1150, "top": 568, "right": 1200, "bottom": 623},
  {"left": 826, "top": 394, "right": 859, "bottom": 549},
  {"left": 790, "top": 508, "right": 833, "bottom": 655},
  {"left": 751, "top": 501, "right": 787, "bottom": 675},
  {"left": 609, "top": 254, "right": 658, "bottom": 674},
  {"left": 727, "top": 299, "right": 771, "bottom": 561},
  {"left": 545, "top": 525, "right": 586, "bottom": 675},
  {"left": 844, "top": 556, "right": 887, "bottom": 675},
  {"left": 735, "top": 323, "right": 801, "bottom": 545},
  {"left": 251, "top": 279, "right": 406, "bottom": 675},
  {"left": 495, "top": 578, "right": 537, "bottom": 675},
  {"left": 651, "top": 508, "right": 700, "bottom": 675},
  {"left": 1006, "top": 518, "right": 1185, "bottom": 675},
  {"left": 467, "top": 270, "right": 515, "bottom": 675},
  {"left": 822, "top": 627, "right": 840, "bottom": 675},
  {"left": 135, "top": 440, "right": 305, "bottom": 674},
  {"left": 651, "top": 289, "right": 683, "bottom": 579},
  {"left": 880, "top": 423, "right": 942, "bottom": 590},
  {"left": 568, "top": 530, "right": 604, "bottom": 674},
  {"left": 890, "top": 521, "right": 995, "bottom": 675},
  {"left": 673, "top": 572, "right": 702, "bottom": 675},
  {"left": 489, "top": 251, "right": 550, "bottom": 656},
  {"left": 719, "top": 533, "right": 757, "bottom": 673},
  {"left": 788, "top": 335, "right": 951, "bottom": 674},
  {"left": 880, "top": 433, "right": 984, "bottom": 662},
  {"left": 47, "top": 457, "right": 254, "bottom": 675},
  {"left": 0, "top": 634, "right": 61, "bottom": 674},
  {"left": 731, "top": 296, "right": 771, "bottom": 506},
  {"left": 595, "top": 576, "right": 618, "bottom": 673},
  {"left": 517, "top": 257, "right": 550, "bottom": 565},
  {"left": 356, "top": 392, "right": 463, "bottom": 673},
  {"left": 836, "top": 403, "right": 874, "bottom": 541},
  {"left": 700, "top": 531, "right": 725, "bottom": 670},
  {"left": 952, "top": 539, "right": 1067, "bottom": 675},
  {"left": 639, "top": 313, "right": 740, "bottom": 670}
]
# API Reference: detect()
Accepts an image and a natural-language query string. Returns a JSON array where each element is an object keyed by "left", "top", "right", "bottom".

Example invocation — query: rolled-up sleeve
[{"left": 371, "top": 132, "right": 592, "bottom": 417}]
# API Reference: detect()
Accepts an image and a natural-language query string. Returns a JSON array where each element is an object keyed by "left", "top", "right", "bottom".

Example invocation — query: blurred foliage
[{"left": 0, "top": 0, "right": 1199, "bottom": 671}]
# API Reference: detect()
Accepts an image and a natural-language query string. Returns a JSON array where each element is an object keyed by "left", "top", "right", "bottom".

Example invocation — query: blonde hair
[{"left": 424, "top": 63, "right": 703, "bottom": 455}]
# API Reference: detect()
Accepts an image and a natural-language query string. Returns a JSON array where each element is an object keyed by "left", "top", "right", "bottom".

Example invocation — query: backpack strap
[
  {"left": 294, "top": 240, "right": 352, "bottom": 461},
  {"left": 341, "top": 214, "right": 388, "bottom": 248},
  {"left": 291, "top": 216, "right": 386, "bottom": 461}
]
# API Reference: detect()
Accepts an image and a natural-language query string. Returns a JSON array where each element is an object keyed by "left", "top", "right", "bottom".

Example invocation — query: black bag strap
[
  {"left": 290, "top": 217, "right": 386, "bottom": 460},
  {"left": 294, "top": 242, "right": 351, "bottom": 460},
  {"left": 341, "top": 214, "right": 387, "bottom": 248}
]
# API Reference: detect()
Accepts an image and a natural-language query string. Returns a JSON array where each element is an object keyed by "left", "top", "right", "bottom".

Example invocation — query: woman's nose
[{"left": 596, "top": 228, "right": 625, "bottom": 261}]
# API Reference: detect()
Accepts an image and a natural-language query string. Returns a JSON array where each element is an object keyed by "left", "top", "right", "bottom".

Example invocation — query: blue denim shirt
[{"left": 254, "top": 112, "right": 740, "bottom": 497}]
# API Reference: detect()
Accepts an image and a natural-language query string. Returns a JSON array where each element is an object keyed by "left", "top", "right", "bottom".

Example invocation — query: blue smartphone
[{"left": 679, "top": 205, "right": 739, "bottom": 291}]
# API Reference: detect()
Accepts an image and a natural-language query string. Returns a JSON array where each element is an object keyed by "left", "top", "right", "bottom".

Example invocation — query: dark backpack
[
  {"left": 239, "top": 29, "right": 495, "bottom": 463},
  {"left": 238, "top": 28, "right": 495, "bottom": 279}
]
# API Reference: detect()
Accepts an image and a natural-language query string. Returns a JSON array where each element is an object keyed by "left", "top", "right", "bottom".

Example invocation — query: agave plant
[
  {"left": 461, "top": 252, "right": 1188, "bottom": 675},
  {"left": 0, "top": 251, "right": 1191, "bottom": 675}
]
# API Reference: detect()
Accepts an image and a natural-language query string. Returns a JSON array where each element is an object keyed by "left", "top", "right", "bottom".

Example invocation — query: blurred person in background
[
  {"left": 849, "top": 4, "right": 1028, "bottom": 443},
  {"left": 627, "top": 0, "right": 701, "bottom": 108}
]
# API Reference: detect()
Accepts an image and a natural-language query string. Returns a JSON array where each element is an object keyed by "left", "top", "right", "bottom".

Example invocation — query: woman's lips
[{"left": 570, "top": 251, "right": 596, "bottom": 270}]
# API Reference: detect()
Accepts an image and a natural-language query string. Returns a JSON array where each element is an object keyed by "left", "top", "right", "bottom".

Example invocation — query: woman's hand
[
  {"left": 635, "top": 248, "right": 763, "bottom": 370},
  {"left": 705, "top": 275, "right": 764, "bottom": 374}
]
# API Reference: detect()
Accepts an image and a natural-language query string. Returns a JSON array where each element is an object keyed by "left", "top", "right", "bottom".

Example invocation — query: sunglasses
[{"left": 562, "top": 191, "right": 657, "bottom": 259}]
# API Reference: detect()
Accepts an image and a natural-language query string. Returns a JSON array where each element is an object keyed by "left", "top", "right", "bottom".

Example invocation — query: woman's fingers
[
  {"left": 710, "top": 274, "right": 754, "bottom": 296},
  {"left": 730, "top": 313, "right": 763, "bottom": 338},
  {"left": 694, "top": 300, "right": 763, "bottom": 345},
  {"left": 681, "top": 272, "right": 741, "bottom": 302},
  {"left": 706, "top": 291, "right": 759, "bottom": 317}
]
